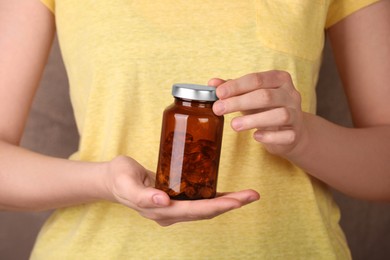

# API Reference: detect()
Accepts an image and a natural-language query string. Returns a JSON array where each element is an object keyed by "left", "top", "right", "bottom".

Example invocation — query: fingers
[
  {"left": 113, "top": 182, "right": 171, "bottom": 209},
  {"left": 135, "top": 187, "right": 171, "bottom": 208},
  {"left": 109, "top": 157, "right": 260, "bottom": 226},
  {"left": 217, "top": 189, "right": 260, "bottom": 202},
  {"left": 213, "top": 88, "right": 292, "bottom": 116},
  {"left": 208, "top": 78, "right": 226, "bottom": 87},
  {"left": 108, "top": 156, "right": 171, "bottom": 209},
  {"left": 209, "top": 71, "right": 304, "bottom": 156},
  {"left": 231, "top": 107, "right": 297, "bottom": 132},
  {"left": 215, "top": 71, "right": 293, "bottom": 100},
  {"left": 140, "top": 189, "right": 260, "bottom": 226},
  {"left": 128, "top": 172, "right": 171, "bottom": 208},
  {"left": 212, "top": 71, "right": 299, "bottom": 116},
  {"left": 254, "top": 129, "right": 297, "bottom": 145}
]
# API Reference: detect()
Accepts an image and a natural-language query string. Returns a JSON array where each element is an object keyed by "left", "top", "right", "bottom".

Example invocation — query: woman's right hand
[{"left": 104, "top": 156, "right": 260, "bottom": 226}]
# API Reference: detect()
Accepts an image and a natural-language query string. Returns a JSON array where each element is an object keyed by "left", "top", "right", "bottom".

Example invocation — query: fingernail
[
  {"left": 213, "top": 101, "right": 225, "bottom": 115},
  {"left": 254, "top": 132, "right": 263, "bottom": 141},
  {"left": 152, "top": 195, "right": 163, "bottom": 205},
  {"left": 248, "top": 195, "right": 259, "bottom": 202},
  {"left": 231, "top": 119, "right": 243, "bottom": 131},
  {"left": 208, "top": 78, "right": 219, "bottom": 87}
]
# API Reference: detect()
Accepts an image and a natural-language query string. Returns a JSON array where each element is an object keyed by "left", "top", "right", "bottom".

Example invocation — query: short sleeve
[
  {"left": 40, "top": 0, "right": 55, "bottom": 13},
  {"left": 326, "top": 0, "right": 380, "bottom": 28}
]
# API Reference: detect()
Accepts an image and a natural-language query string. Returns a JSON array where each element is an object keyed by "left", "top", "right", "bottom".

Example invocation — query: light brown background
[{"left": 0, "top": 39, "right": 389, "bottom": 259}]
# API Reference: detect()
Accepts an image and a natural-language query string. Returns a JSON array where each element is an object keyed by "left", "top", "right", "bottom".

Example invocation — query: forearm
[
  {"left": 287, "top": 112, "right": 390, "bottom": 201},
  {"left": 0, "top": 140, "right": 109, "bottom": 211}
]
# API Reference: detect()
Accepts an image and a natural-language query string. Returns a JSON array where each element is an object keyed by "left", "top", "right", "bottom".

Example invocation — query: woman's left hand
[{"left": 209, "top": 71, "right": 307, "bottom": 157}]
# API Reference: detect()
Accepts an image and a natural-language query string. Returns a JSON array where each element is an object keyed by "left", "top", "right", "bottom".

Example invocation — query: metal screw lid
[{"left": 172, "top": 83, "right": 218, "bottom": 101}]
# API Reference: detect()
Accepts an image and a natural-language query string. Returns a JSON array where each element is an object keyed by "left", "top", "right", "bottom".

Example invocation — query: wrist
[
  {"left": 96, "top": 160, "right": 117, "bottom": 203},
  {"left": 283, "top": 112, "right": 313, "bottom": 163}
]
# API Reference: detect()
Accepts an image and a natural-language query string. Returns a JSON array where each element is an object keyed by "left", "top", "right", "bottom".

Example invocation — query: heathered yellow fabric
[
  {"left": 326, "top": 0, "right": 379, "bottom": 28},
  {"left": 32, "top": 1, "right": 377, "bottom": 259}
]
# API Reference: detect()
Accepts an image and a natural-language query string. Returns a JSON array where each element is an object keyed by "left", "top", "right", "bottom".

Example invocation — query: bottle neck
[{"left": 174, "top": 97, "right": 214, "bottom": 108}]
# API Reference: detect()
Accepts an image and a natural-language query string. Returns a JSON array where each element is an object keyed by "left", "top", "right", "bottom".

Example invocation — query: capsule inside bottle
[{"left": 155, "top": 84, "right": 224, "bottom": 200}]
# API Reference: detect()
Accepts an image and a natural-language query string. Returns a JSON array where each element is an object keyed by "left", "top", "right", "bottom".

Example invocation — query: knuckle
[
  {"left": 230, "top": 79, "right": 241, "bottom": 93},
  {"left": 291, "top": 89, "right": 302, "bottom": 103},
  {"left": 260, "top": 89, "right": 273, "bottom": 105},
  {"left": 222, "top": 99, "right": 231, "bottom": 113},
  {"left": 253, "top": 73, "right": 263, "bottom": 88},
  {"left": 244, "top": 117, "right": 254, "bottom": 130},
  {"left": 223, "top": 84, "right": 231, "bottom": 97},
  {"left": 135, "top": 200, "right": 145, "bottom": 209},
  {"left": 156, "top": 220, "right": 172, "bottom": 227},
  {"left": 279, "top": 107, "right": 291, "bottom": 124},
  {"left": 277, "top": 70, "right": 292, "bottom": 82}
]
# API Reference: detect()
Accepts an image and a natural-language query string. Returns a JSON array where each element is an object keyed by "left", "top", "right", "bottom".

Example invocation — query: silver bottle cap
[{"left": 172, "top": 83, "right": 218, "bottom": 101}]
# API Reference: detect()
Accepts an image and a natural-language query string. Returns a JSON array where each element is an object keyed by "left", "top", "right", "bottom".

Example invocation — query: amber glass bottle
[{"left": 155, "top": 83, "right": 224, "bottom": 200}]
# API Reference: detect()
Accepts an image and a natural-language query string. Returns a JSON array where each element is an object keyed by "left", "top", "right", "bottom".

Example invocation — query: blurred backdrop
[{"left": 0, "top": 38, "right": 389, "bottom": 260}]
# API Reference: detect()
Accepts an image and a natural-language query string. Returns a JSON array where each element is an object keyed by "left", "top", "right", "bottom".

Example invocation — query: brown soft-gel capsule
[{"left": 155, "top": 83, "right": 224, "bottom": 200}]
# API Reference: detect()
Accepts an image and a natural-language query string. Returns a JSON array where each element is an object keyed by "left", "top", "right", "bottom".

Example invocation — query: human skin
[
  {"left": 0, "top": 0, "right": 389, "bottom": 229},
  {"left": 210, "top": 0, "right": 390, "bottom": 202},
  {"left": 0, "top": 0, "right": 259, "bottom": 227}
]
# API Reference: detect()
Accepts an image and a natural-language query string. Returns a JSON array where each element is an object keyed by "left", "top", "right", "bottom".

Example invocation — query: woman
[{"left": 0, "top": 0, "right": 389, "bottom": 259}]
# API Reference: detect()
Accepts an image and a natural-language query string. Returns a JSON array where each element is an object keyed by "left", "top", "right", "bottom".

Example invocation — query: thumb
[
  {"left": 208, "top": 78, "right": 226, "bottom": 87},
  {"left": 135, "top": 187, "right": 171, "bottom": 208}
]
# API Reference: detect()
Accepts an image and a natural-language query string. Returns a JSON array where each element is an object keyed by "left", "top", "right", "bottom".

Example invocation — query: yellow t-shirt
[{"left": 32, "top": 0, "right": 378, "bottom": 259}]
